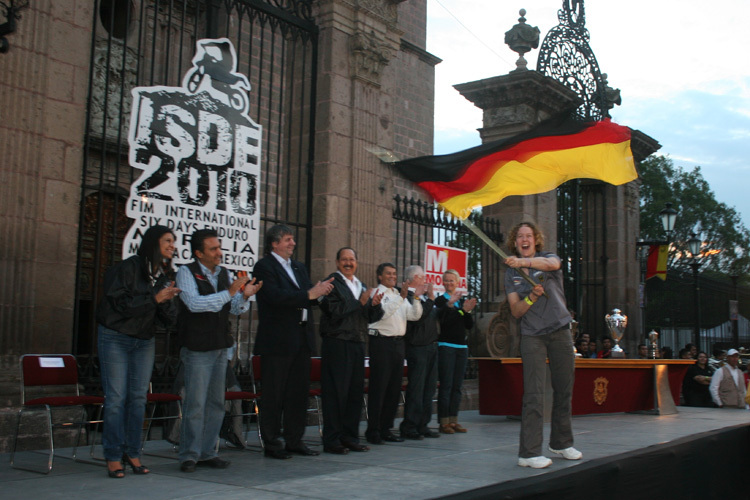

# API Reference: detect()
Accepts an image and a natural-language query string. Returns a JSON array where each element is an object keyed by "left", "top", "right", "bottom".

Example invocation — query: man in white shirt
[
  {"left": 365, "top": 263, "right": 423, "bottom": 444},
  {"left": 709, "top": 349, "right": 747, "bottom": 408}
]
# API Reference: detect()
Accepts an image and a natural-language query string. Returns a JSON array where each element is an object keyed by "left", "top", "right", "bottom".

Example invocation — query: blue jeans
[
  {"left": 179, "top": 347, "right": 226, "bottom": 463},
  {"left": 437, "top": 345, "right": 468, "bottom": 419},
  {"left": 98, "top": 325, "right": 155, "bottom": 461}
]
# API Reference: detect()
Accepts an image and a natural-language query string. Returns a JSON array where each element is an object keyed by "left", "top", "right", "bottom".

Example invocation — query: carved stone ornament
[
  {"left": 356, "top": 0, "right": 400, "bottom": 24},
  {"left": 350, "top": 30, "right": 392, "bottom": 85},
  {"left": 90, "top": 39, "right": 138, "bottom": 144},
  {"left": 485, "top": 300, "right": 520, "bottom": 357},
  {"left": 504, "top": 9, "right": 540, "bottom": 72}
]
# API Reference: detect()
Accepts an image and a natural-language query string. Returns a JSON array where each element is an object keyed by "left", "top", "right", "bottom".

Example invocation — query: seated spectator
[
  {"left": 678, "top": 348, "right": 692, "bottom": 360},
  {"left": 709, "top": 349, "right": 748, "bottom": 408},
  {"left": 597, "top": 337, "right": 612, "bottom": 359},
  {"left": 682, "top": 352, "right": 715, "bottom": 407},
  {"left": 660, "top": 346, "right": 673, "bottom": 359},
  {"left": 586, "top": 339, "right": 598, "bottom": 359},
  {"left": 575, "top": 340, "right": 588, "bottom": 357},
  {"left": 684, "top": 343, "right": 698, "bottom": 359},
  {"left": 708, "top": 349, "right": 726, "bottom": 371},
  {"left": 637, "top": 344, "right": 649, "bottom": 359}
]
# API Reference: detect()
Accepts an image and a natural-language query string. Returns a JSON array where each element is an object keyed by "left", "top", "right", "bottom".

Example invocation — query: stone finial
[{"left": 504, "top": 9, "right": 540, "bottom": 72}]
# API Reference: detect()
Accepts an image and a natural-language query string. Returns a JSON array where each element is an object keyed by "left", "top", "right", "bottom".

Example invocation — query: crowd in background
[{"left": 573, "top": 329, "right": 749, "bottom": 410}]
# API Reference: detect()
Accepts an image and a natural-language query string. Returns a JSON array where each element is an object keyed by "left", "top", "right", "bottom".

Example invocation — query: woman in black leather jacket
[{"left": 96, "top": 225, "right": 181, "bottom": 478}]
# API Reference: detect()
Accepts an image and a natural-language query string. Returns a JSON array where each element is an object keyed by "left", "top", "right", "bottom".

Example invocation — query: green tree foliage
[{"left": 639, "top": 155, "right": 750, "bottom": 277}]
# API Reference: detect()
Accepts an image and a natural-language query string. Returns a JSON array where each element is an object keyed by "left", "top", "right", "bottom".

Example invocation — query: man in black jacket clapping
[
  {"left": 319, "top": 248, "right": 383, "bottom": 454},
  {"left": 400, "top": 266, "right": 440, "bottom": 440}
]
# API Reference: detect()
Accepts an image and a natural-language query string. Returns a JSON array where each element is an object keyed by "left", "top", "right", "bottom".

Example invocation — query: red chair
[
  {"left": 363, "top": 361, "right": 371, "bottom": 419},
  {"left": 89, "top": 382, "right": 182, "bottom": 460},
  {"left": 221, "top": 355, "right": 262, "bottom": 450},
  {"left": 249, "top": 355, "right": 323, "bottom": 444},
  {"left": 11, "top": 354, "right": 104, "bottom": 474},
  {"left": 142, "top": 384, "right": 182, "bottom": 458},
  {"left": 363, "top": 358, "right": 407, "bottom": 418},
  {"left": 223, "top": 390, "right": 262, "bottom": 450},
  {"left": 308, "top": 357, "right": 323, "bottom": 437}
]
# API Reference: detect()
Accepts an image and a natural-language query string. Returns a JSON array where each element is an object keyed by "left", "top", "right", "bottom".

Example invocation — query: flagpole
[{"left": 458, "top": 217, "right": 543, "bottom": 292}]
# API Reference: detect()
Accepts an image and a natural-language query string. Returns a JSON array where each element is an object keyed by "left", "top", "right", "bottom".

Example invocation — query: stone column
[
  {"left": 0, "top": 1, "right": 91, "bottom": 369},
  {"left": 312, "top": 0, "right": 433, "bottom": 284},
  {"left": 453, "top": 71, "right": 579, "bottom": 356}
]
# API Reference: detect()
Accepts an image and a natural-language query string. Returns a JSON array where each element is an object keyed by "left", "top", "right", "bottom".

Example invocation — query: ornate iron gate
[
  {"left": 537, "top": 0, "right": 618, "bottom": 340},
  {"left": 392, "top": 195, "right": 505, "bottom": 361},
  {"left": 74, "top": 0, "right": 318, "bottom": 372}
]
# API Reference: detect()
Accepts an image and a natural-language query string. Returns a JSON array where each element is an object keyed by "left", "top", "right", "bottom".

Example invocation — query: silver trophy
[
  {"left": 648, "top": 330, "right": 659, "bottom": 359},
  {"left": 604, "top": 308, "right": 627, "bottom": 358}
]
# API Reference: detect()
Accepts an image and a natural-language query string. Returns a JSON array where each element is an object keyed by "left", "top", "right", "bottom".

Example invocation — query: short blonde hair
[{"left": 443, "top": 269, "right": 460, "bottom": 280}]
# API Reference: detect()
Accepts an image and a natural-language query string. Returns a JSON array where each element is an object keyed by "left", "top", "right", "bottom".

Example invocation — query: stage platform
[{"left": 3, "top": 407, "right": 748, "bottom": 499}]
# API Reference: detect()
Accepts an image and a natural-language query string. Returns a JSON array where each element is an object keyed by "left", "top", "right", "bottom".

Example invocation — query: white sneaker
[
  {"left": 517, "top": 456, "right": 552, "bottom": 469},
  {"left": 548, "top": 446, "right": 582, "bottom": 460}
]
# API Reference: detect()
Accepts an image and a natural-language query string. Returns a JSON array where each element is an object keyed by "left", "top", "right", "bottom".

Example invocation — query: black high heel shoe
[
  {"left": 107, "top": 461, "right": 125, "bottom": 479},
  {"left": 122, "top": 453, "right": 150, "bottom": 474}
]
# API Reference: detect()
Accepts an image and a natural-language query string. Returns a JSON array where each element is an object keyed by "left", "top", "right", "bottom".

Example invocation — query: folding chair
[
  {"left": 308, "top": 357, "right": 323, "bottom": 437},
  {"left": 400, "top": 363, "right": 408, "bottom": 408},
  {"left": 10, "top": 354, "right": 104, "bottom": 474},
  {"left": 142, "top": 384, "right": 182, "bottom": 458},
  {"left": 88, "top": 382, "right": 182, "bottom": 460},
  {"left": 363, "top": 358, "right": 406, "bottom": 419},
  {"left": 222, "top": 390, "right": 262, "bottom": 450},
  {"left": 363, "top": 360, "right": 370, "bottom": 419},
  {"left": 221, "top": 355, "right": 263, "bottom": 450}
]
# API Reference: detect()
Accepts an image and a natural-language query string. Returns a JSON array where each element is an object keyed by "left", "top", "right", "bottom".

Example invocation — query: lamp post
[
  {"left": 731, "top": 274, "right": 739, "bottom": 348},
  {"left": 687, "top": 233, "right": 703, "bottom": 349},
  {"left": 659, "top": 203, "right": 678, "bottom": 241},
  {"left": 636, "top": 203, "right": 678, "bottom": 336}
]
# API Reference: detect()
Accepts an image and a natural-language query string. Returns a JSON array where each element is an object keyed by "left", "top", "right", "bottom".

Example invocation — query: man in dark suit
[{"left": 253, "top": 224, "right": 334, "bottom": 459}]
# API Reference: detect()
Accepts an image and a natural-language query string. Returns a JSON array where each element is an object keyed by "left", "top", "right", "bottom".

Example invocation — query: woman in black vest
[{"left": 96, "top": 225, "right": 181, "bottom": 478}]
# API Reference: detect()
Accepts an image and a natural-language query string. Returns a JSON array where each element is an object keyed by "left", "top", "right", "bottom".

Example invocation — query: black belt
[{"left": 368, "top": 329, "right": 403, "bottom": 339}]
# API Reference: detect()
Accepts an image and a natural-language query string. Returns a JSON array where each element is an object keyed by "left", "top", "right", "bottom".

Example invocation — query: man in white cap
[{"left": 708, "top": 349, "right": 747, "bottom": 408}]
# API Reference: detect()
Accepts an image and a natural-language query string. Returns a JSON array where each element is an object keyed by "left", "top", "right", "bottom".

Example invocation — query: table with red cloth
[{"left": 477, "top": 358, "right": 695, "bottom": 416}]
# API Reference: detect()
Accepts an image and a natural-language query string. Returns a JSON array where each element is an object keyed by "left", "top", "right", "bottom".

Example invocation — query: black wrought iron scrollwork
[
  {"left": 536, "top": 0, "right": 609, "bottom": 120},
  {"left": 260, "top": 0, "right": 314, "bottom": 23},
  {"left": 0, "top": 0, "right": 29, "bottom": 54}
]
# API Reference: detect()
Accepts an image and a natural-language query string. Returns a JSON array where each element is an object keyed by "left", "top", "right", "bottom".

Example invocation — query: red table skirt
[{"left": 477, "top": 358, "right": 693, "bottom": 415}]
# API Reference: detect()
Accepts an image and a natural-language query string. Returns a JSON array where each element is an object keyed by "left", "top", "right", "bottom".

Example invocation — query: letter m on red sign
[{"left": 424, "top": 243, "right": 468, "bottom": 294}]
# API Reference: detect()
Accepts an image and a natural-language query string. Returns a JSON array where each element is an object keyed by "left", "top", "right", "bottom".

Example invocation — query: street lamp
[
  {"left": 687, "top": 233, "right": 703, "bottom": 349},
  {"left": 636, "top": 203, "right": 679, "bottom": 337},
  {"left": 660, "top": 203, "right": 678, "bottom": 240},
  {"left": 731, "top": 274, "right": 740, "bottom": 348}
]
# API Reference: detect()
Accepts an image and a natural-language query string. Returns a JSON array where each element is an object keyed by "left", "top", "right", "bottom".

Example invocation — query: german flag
[{"left": 395, "top": 115, "right": 637, "bottom": 219}]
